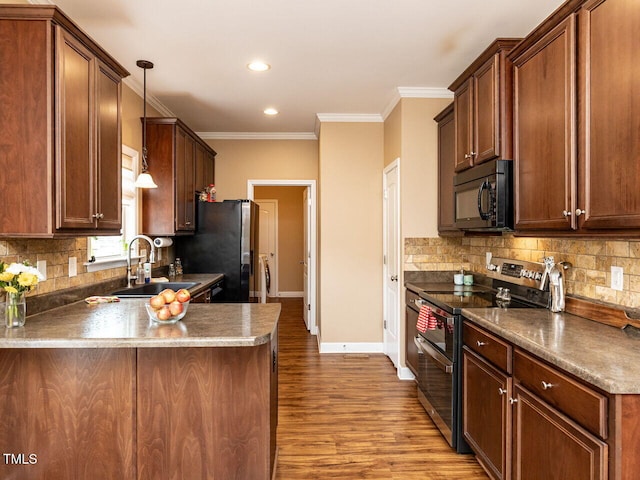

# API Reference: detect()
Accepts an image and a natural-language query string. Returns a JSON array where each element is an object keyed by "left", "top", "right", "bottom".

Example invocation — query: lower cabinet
[
  {"left": 512, "top": 385, "right": 607, "bottom": 480},
  {"left": 463, "top": 320, "right": 611, "bottom": 480},
  {"left": 463, "top": 348, "right": 510, "bottom": 480}
]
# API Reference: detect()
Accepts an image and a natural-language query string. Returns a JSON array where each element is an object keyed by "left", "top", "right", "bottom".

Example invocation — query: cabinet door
[
  {"left": 194, "top": 141, "right": 206, "bottom": 194},
  {"left": 56, "top": 27, "right": 95, "bottom": 230},
  {"left": 463, "top": 348, "right": 511, "bottom": 480},
  {"left": 405, "top": 306, "right": 419, "bottom": 376},
  {"left": 579, "top": 0, "right": 640, "bottom": 230},
  {"left": 512, "top": 385, "right": 607, "bottom": 480},
  {"left": 474, "top": 56, "right": 500, "bottom": 164},
  {"left": 454, "top": 79, "right": 474, "bottom": 172},
  {"left": 95, "top": 60, "right": 122, "bottom": 231},
  {"left": 175, "top": 128, "right": 195, "bottom": 232},
  {"left": 436, "top": 104, "right": 457, "bottom": 233},
  {"left": 513, "top": 16, "right": 577, "bottom": 231}
]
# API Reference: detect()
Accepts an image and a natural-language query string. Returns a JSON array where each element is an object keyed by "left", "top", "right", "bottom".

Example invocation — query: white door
[
  {"left": 383, "top": 160, "right": 400, "bottom": 369},
  {"left": 257, "top": 200, "right": 278, "bottom": 298},
  {"left": 302, "top": 188, "right": 311, "bottom": 329}
]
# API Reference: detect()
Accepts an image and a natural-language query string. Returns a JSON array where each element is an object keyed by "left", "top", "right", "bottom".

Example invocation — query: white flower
[{"left": 6, "top": 263, "right": 45, "bottom": 281}]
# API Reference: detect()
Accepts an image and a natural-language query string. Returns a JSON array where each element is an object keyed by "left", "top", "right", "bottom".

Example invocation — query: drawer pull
[
  {"left": 509, "top": 398, "right": 518, "bottom": 405},
  {"left": 541, "top": 381, "right": 554, "bottom": 390},
  {"left": 498, "top": 387, "right": 507, "bottom": 396},
  {"left": 476, "top": 340, "right": 488, "bottom": 347}
]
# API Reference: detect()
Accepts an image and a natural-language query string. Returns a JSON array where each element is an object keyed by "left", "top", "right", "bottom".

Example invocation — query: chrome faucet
[
  {"left": 542, "top": 257, "right": 570, "bottom": 313},
  {"left": 126, "top": 235, "right": 156, "bottom": 288}
]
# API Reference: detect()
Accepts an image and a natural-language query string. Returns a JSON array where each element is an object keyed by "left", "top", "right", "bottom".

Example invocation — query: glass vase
[{"left": 5, "top": 291, "right": 26, "bottom": 328}]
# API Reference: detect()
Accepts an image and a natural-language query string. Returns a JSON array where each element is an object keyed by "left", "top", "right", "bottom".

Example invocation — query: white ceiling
[{"left": 40, "top": 0, "right": 563, "bottom": 137}]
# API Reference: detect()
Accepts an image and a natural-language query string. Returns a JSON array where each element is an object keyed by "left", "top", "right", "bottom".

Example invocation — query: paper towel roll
[{"left": 153, "top": 237, "right": 173, "bottom": 248}]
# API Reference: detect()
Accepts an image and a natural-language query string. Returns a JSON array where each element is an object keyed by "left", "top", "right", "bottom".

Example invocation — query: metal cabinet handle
[
  {"left": 509, "top": 398, "right": 518, "bottom": 405},
  {"left": 92, "top": 213, "right": 104, "bottom": 220},
  {"left": 562, "top": 210, "right": 572, "bottom": 217},
  {"left": 541, "top": 381, "right": 554, "bottom": 390},
  {"left": 498, "top": 387, "right": 507, "bottom": 396},
  {"left": 464, "top": 153, "right": 472, "bottom": 159},
  {"left": 575, "top": 209, "right": 586, "bottom": 217},
  {"left": 476, "top": 340, "right": 488, "bottom": 347},
  {"left": 185, "top": 221, "right": 192, "bottom": 225}
]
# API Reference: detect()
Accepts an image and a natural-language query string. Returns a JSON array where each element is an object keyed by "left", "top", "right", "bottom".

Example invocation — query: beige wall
[
  {"left": 318, "top": 122, "right": 384, "bottom": 344},
  {"left": 205, "top": 139, "right": 318, "bottom": 200},
  {"left": 254, "top": 186, "right": 306, "bottom": 293}
]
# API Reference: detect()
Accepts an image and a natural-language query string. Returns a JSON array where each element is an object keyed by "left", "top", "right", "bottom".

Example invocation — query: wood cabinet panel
[
  {"left": 514, "top": 349, "right": 607, "bottom": 438},
  {"left": 474, "top": 56, "right": 501, "bottom": 163},
  {"left": 512, "top": 15, "right": 577, "bottom": 231},
  {"left": 0, "top": 349, "right": 136, "bottom": 479},
  {"left": 464, "top": 321, "right": 512, "bottom": 373},
  {"left": 579, "top": 0, "right": 640, "bottom": 230},
  {"left": 137, "top": 345, "right": 274, "bottom": 480},
  {"left": 463, "top": 348, "right": 511, "bottom": 480},
  {"left": 454, "top": 79, "right": 474, "bottom": 172},
  {"left": 143, "top": 118, "right": 216, "bottom": 236},
  {"left": 512, "top": 385, "right": 607, "bottom": 480},
  {"left": 435, "top": 103, "right": 458, "bottom": 233},
  {"left": 0, "top": 6, "right": 127, "bottom": 237}
]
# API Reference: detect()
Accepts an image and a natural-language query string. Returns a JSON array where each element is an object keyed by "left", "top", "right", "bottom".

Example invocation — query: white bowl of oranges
[{"left": 145, "top": 288, "right": 191, "bottom": 324}]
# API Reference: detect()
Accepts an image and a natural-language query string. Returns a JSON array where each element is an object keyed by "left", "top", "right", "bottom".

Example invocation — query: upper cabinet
[
  {"left": 511, "top": 0, "right": 640, "bottom": 234},
  {"left": 449, "top": 39, "right": 520, "bottom": 173},
  {"left": 0, "top": 5, "right": 128, "bottom": 237},
  {"left": 435, "top": 103, "right": 459, "bottom": 234},
  {"left": 142, "top": 118, "right": 216, "bottom": 236}
]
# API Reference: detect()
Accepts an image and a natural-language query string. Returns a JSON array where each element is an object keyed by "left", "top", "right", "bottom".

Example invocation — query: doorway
[
  {"left": 248, "top": 179, "right": 318, "bottom": 335},
  {"left": 257, "top": 200, "right": 278, "bottom": 298},
  {"left": 383, "top": 159, "right": 400, "bottom": 370}
]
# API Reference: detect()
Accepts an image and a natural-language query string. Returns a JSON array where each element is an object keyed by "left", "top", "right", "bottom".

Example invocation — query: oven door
[{"left": 415, "top": 335, "right": 454, "bottom": 447}]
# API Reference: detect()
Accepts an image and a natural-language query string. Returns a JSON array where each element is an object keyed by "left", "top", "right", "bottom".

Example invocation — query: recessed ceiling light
[
  {"left": 247, "top": 61, "right": 271, "bottom": 72},
  {"left": 264, "top": 108, "right": 279, "bottom": 116}
]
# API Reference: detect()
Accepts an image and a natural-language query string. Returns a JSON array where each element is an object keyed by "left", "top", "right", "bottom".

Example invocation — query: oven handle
[
  {"left": 414, "top": 336, "right": 453, "bottom": 374},
  {"left": 413, "top": 299, "right": 454, "bottom": 325}
]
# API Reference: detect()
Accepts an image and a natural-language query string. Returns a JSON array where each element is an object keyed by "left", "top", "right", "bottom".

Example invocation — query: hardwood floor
[{"left": 273, "top": 298, "right": 488, "bottom": 479}]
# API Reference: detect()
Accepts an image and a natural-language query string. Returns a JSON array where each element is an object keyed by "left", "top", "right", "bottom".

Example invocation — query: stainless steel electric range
[{"left": 405, "top": 257, "right": 550, "bottom": 453}]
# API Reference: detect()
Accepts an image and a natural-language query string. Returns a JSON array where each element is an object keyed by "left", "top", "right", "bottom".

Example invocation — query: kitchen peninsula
[{"left": 0, "top": 299, "right": 280, "bottom": 480}]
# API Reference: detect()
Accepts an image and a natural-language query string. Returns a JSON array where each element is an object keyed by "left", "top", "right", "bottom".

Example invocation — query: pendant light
[{"left": 134, "top": 59, "right": 158, "bottom": 189}]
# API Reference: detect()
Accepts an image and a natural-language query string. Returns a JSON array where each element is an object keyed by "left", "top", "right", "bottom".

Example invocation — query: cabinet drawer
[
  {"left": 514, "top": 349, "right": 607, "bottom": 439},
  {"left": 463, "top": 322, "right": 512, "bottom": 373}
]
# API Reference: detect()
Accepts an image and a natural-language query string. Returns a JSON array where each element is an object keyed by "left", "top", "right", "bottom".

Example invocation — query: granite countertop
[
  {"left": 1, "top": 273, "right": 280, "bottom": 348},
  {"left": 462, "top": 307, "right": 640, "bottom": 395}
]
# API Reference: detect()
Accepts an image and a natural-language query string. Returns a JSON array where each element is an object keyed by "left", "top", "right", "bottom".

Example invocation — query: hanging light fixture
[{"left": 134, "top": 59, "right": 158, "bottom": 189}]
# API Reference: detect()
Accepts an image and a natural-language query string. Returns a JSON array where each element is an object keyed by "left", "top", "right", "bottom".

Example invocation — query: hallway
[{"left": 273, "top": 298, "right": 488, "bottom": 479}]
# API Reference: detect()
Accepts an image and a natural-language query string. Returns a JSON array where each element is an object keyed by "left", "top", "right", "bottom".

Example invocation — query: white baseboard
[
  {"left": 397, "top": 366, "right": 416, "bottom": 381},
  {"left": 319, "top": 342, "right": 384, "bottom": 354},
  {"left": 277, "top": 291, "right": 304, "bottom": 298}
]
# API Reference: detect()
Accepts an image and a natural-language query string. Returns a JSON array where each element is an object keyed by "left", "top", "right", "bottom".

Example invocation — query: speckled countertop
[
  {"left": 1, "top": 274, "right": 280, "bottom": 348},
  {"left": 462, "top": 307, "right": 640, "bottom": 394}
]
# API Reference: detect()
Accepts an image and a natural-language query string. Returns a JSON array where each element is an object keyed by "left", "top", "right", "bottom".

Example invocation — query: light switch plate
[
  {"left": 611, "top": 266, "right": 623, "bottom": 291},
  {"left": 37, "top": 260, "right": 47, "bottom": 281},
  {"left": 69, "top": 257, "right": 77, "bottom": 278}
]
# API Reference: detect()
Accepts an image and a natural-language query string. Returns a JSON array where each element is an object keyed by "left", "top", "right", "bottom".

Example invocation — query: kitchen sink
[{"left": 111, "top": 282, "right": 200, "bottom": 298}]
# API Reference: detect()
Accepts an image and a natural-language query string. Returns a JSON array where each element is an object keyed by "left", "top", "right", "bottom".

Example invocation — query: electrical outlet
[
  {"left": 36, "top": 260, "right": 47, "bottom": 281},
  {"left": 611, "top": 266, "right": 623, "bottom": 291},
  {"left": 69, "top": 257, "right": 77, "bottom": 278}
]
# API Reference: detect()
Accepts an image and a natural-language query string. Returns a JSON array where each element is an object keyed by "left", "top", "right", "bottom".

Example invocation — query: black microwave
[{"left": 453, "top": 159, "right": 513, "bottom": 231}]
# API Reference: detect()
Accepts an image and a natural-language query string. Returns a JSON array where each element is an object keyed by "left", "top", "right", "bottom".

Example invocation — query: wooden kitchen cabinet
[
  {"left": 511, "top": 0, "right": 640, "bottom": 234},
  {"left": 449, "top": 39, "right": 520, "bottom": 173},
  {"left": 463, "top": 322, "right": 512, "bottom": 480},
  {"left": 0, "top": 5, "right": 128, "bottom": 237},
  {"left": 142, "top": 118, "right": 216, "bottom": 236},
  {"left": 435, "top": 103, "right": 459, "bottom": 234}
]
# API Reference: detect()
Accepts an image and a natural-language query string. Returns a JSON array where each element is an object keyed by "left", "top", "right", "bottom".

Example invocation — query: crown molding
[
  {"left": 197, "top": 132, "right": 317, "bottom": 140},
  {"left": 123, "top": 77, "right": 175, "bottom": 117},
  {"left": 315, "top": 113, "right": 384, "bottom": 123},
  {"left": 381, "top": 86, "right": 453, "bottom": 120}
]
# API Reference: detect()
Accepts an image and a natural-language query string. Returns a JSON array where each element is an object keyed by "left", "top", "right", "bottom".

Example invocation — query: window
[{"left": 87, "top": 146, "right": 140, "bottom": 270}]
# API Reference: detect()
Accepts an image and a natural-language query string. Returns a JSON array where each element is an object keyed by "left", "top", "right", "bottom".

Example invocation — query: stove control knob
[
  {"left": 520, "top": 269, "right": 528, "bottom": 278},
  {"left": 534, "top": 272, "right": 543, "bottom": 281}
]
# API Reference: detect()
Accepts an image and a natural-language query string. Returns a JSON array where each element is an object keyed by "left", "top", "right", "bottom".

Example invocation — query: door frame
[
  {"left": 248, "top": 179, "right": 318, "bottom": 335},
  {"left": 383, "top": 159, "right": 402, "bottom": 373},
  {"left": 256, "top": 199, "right": 279, "bottom": 298}
]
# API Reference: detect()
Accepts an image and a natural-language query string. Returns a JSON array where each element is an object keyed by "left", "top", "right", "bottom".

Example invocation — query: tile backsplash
[
  {"left": 0, "top": 238, "right": 170, "bottom": 297},
  {"left": 405, "top": 235, "right": 640, "bottom": 309}
]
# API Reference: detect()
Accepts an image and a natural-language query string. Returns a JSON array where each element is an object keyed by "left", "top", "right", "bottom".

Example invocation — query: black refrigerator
[{"left": 175, "top": 200, "right": 259, "bottom": 302}]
